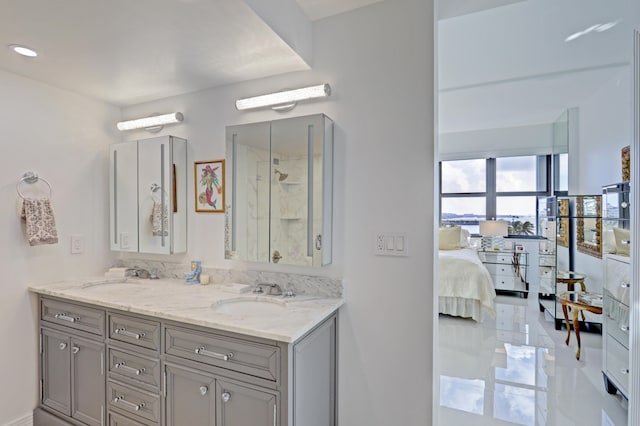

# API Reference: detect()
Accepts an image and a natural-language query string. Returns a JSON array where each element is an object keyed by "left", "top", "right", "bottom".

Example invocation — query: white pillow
[
  {"left": 459, "top": 228, "right": 470, "bottom": 248},
  {"left": 439, "top": 226, "right": 462, "bottom": 250},
  {"left": 613, "top": 227, "right": 631, "bottom": 256}
]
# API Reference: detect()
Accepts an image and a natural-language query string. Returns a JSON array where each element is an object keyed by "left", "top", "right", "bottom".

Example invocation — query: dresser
[
  {"left": 478, "top": 250, "right": 529, "bottom": 298},
  {"left": 602, "top": 181, "right": 631, "bottom": 399}
]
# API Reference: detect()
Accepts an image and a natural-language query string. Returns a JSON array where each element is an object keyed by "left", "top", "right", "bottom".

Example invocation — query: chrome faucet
[
  {"left": 253, "top": 283, "right": 284, "bottom": 296},
  {"left": 125, "top": 267, "right": 152, "bottom": 279}
]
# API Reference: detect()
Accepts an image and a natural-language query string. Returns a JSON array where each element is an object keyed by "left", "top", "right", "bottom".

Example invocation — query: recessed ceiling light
[{"left": 9, "top": 44, "right": 37, "bottom": 57}]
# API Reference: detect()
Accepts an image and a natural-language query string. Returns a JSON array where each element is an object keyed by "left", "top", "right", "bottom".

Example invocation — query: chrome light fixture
[
  {"left": 116, "top": 112, "right": 184, "bottom": 132},
  {"left": 235, "top": 84, "right": 331, "bottom": 111}
]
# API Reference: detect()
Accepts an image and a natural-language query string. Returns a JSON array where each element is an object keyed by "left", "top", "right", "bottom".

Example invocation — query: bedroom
[{"left": 436, "top": 0, "right": 636, "bottom": 425}]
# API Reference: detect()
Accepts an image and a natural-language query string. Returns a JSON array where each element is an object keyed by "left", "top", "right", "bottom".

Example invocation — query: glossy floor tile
[{"left": 438, "top": 295, "right": 628, "bottom": 426}]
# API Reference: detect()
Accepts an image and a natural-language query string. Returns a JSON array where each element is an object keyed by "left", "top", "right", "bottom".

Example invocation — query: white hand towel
[
  {"left": 20, "top": 198, "right": 59, "bottom": 246},
  {"left": 150, "top": 201, "right": 169, "bottom": 237}
]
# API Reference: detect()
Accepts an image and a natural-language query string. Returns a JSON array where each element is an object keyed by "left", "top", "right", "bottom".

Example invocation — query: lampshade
[
  {"left": 117, "top": 112, "right": 184, "bottom": 131},
  {"left": 479, "top": 220, "right": 508, "bottom": 236},
  {"left": 235, "top": 84, "right": 331, "bottom": 111}
]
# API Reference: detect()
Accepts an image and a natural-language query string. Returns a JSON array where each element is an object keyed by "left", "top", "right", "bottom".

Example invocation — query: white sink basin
[
  {"left": 80, "top": 279, "right": 145, "bottom": 291},
  {"left": 211, "top": 298, "right": 287, "bottom": 316}
]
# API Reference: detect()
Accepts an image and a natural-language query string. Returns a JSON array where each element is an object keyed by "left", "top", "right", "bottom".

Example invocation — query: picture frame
[
  {"left": 621, "top": 145, "right": 630, "bottom": 182},
  {"left": 194, "top": 159, "right": 225, "bottom": 212}
]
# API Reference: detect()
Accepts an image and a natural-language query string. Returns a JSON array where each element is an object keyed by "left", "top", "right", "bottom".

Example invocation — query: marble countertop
[{"left": 29, "top": 278, "right": 344, "bottom": 343}]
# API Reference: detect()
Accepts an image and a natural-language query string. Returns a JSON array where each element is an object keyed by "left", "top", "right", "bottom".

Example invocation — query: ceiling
[
  {"left": 0, "top": 0, "right": 380, "bottom": 106},
  {"left": 438, "top": 0, "right": 635, "bottom": 133}
]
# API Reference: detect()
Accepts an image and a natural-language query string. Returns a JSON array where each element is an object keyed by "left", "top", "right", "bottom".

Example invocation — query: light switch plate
[
  {"left": 70, "top": 235, "right": 84, "bottom": 254},
  {"left": 375, "top": 233, "right": 408, "bottom": 257}
]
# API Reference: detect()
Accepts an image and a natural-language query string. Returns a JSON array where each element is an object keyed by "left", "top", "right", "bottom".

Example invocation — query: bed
[{"left": 438, "top": 227, "right": 496, "bottom": 322}]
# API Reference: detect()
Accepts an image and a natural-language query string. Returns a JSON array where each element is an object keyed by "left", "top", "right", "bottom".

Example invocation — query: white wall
[
  {"left": 570, "top": 67, "right": 632, "bottom": 294},
  {"left": 119, "top": 0, "right": 434, "bottom": 424},
  {"left": 439, "top": 123, "right": 554, "bottom": 160},
  {"left": 0, "top": 70, "right": 120, "bottom": 423},
  {"left": 573, "top": 67, "right": 632, "bottom": 194}
]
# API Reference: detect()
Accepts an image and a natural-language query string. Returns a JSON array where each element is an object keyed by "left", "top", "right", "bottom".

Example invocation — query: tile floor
[{"left": 438, "top": 294, "right": 629, "bottom": 426}]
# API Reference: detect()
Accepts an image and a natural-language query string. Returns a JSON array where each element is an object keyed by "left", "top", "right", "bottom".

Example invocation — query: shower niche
[{"left": 225, "top": 114, "right": 334, "bottom": 267}]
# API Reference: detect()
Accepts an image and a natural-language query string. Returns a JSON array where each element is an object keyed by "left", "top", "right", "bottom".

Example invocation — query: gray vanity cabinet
[
  {"left": 40, "top": 328, "right": 105, "bottom": 426},
  {"left": 35, "top": 295, "right": 338, "bottom": 426}
]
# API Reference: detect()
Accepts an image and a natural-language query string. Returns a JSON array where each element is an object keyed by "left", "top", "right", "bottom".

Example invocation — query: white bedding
[{"left": 439, "top": 248, "right": 496, "bottom": 321}]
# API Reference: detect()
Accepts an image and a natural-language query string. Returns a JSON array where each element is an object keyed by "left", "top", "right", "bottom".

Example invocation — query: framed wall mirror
[{"left": 576, "top": 195, "right": 602, "bottom": 259}]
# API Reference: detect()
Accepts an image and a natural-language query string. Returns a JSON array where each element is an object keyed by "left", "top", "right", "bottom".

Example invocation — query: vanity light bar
[
  {"left": 116, "top": 112, "right": 184, "bottom": 131},
  {"left": 235, "top": 84, "right": 331, "bottom": 111}
]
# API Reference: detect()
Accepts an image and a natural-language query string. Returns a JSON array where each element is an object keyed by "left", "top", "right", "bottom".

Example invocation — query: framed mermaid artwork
[{"left": 194, "top": 159, "right": 225, "bottom": 212}]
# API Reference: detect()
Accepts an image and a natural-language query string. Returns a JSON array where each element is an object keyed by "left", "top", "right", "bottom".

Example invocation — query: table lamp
[{"left": 479, "top": 220, "right": 509, "bottom": 250}]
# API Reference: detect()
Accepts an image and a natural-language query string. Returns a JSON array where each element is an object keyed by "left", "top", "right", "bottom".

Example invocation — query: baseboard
[{"left": 4, "top": 413, "right": 33, "bottom": 426}]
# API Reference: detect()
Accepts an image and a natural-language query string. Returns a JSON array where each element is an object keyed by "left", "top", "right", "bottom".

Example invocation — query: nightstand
[{"left": 478, "top": 250, "right": 529, "bottom": 298}]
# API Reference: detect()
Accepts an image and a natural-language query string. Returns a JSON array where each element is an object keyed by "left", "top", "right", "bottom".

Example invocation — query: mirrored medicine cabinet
[
  {"left": 109, "top": 135, "right": 187, "bottom": 254},
  {"left": 225, "top": 114, "right": 334, "bottom": 267}
]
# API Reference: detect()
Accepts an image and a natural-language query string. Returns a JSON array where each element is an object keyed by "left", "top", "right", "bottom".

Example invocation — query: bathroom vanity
[{"left": 30, "top": 279, "right": 341, "bottom": 426}]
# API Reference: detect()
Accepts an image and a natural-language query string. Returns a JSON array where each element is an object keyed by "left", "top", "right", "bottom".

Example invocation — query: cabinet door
[
  {"left": 216, "top": 379, "right": 278, "bottom": 426},
  {"left": 41, "top": 329, "right": 71, "bottom": 416},
  {"left": 110, "top": 142, "right": 139, "bottom": 252},
  {"left": 138, "top": 136, "right": 173, "bottom": 254},
  {"left": 165, "top": 364, "right": 215, "bottom": 426},
  {"left": 71, "top": 336, "right": 105, "bottom": 426}
]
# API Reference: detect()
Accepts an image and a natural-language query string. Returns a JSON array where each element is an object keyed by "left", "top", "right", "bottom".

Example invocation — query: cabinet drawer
[
  {"left": 108, "top": 380, "right": 161, "bottom": 424},
  {"left": 484, "top": 264, "right": 515, "bottom": 276},
  {"left": 605, "top": 257, "right": 631, "bottom": 305},
  {"left": 109, "top": 313, "right": 160, "bottom": 351},
  {"left": 41, "top": 298, "right": 105, "bottom": 336},
  {"left": 109, "top": 411, "right": 149, "bottom": 426},
  {"left": 605, "top": 334, "right": 629, "bottom": 396},
  {"left": 539, "top": 255, "right": 555, "bottom": 267},
  {"left": 492, "top": 276, "right": 521, "bottom": 291},
  {"left": 165, "top": 326, "right": 280, "bottom": 382},
  {"left": 109, "top": 348, "right": 161, "bottom": 390},
  {"left": 480, "top": 253, "right": 509, "bottom": 264},
  {"left": 604, "top": 296, "right": 629, "bottom": 349}
]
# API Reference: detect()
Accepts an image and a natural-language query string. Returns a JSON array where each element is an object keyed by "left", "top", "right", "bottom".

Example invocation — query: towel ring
[{"left": 16, "top": 171, "right": 53, "bottom": 199}]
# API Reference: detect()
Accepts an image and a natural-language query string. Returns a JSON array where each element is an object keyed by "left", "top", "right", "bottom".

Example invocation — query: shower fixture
[{"left": 274, "top": 169, "right": 288, "bottom": 182}]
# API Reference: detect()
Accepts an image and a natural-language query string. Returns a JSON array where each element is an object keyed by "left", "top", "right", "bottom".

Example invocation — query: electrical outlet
[
  {"left": 375, "top": 234, "right": 385, "bottom": 252},
  {"left": 70, "top": 235, "right": 84, "bottom": 254},
  {"left": 120, "top": 232, "right": 130, "bottom": 249}
]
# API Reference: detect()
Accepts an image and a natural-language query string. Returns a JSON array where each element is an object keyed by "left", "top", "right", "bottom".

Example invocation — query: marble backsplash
[{"left": 112, "top": 259, "right": 343, "bottom": 298}]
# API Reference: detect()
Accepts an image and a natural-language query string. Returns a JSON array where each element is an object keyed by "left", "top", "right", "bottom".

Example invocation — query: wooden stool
[
  {"left": 557, "top": 271, "right": 587, "bottom": 322},
  {"left": 560, "top": 292, "right": 603, "bottom": 360}
]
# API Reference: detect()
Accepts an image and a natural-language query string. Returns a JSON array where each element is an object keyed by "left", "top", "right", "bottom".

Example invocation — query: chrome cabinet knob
[
  {"left": 58, "top": 342, "right": 67, "bottom": 350},
  {"left": 199, "top": 386, "right": 208, "bottom": 396},
  {"left": 72, "top": 346, "right": 80, "bottom": 354},
  {"left": 221, "top": 391, "right": 231, "bottom": 403}
]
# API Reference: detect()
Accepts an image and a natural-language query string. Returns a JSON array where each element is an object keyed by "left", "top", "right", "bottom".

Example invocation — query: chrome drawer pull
[
  {"left": 72, "top": 346, "right": 80, "bottom": 354},
  {"left": 620, "top": 325, "right": 630, "bottom": 332},
  {"left": 200, "top": 386, "right": 209, "bottom": 396},
  {"left": 55, "top": 313, "right": 78, "bottom": 323},
  {"left": 58, "top": 342, "right": 67, "bottom": 350},
  {"left": 621, "top": 368, "right": 630, "bottom": 375},
  {"left": 115, "top": 327, "right": 146, "bottom": 340},
  {"left": 194, "top": 346, "right": 233, "bottom": 361},
  {"left": 221, "top": 391, "right": 231, "bottom": 402},
  {"left": 114, "top": 361, "right": 146, "bottom": 376},
  {"left": 620, "top": 283, "right": 631, "bottom": 288},
  {"left": 113, "top": 395, "right": 145, "bottom": 411}
]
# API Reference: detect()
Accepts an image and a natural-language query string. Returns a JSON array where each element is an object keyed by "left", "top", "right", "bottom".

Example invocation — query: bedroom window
[{"left": 440, "top": 155, "right": 550, "bottom": 235}]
